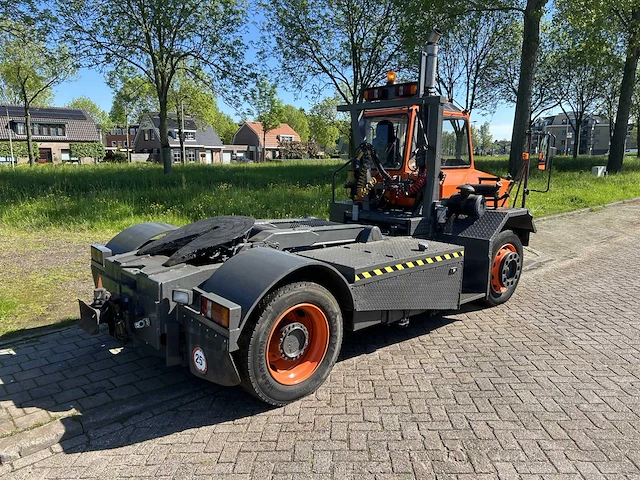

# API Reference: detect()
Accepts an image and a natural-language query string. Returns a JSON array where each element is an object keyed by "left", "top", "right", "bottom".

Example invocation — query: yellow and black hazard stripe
[{"left": 354, "top": 250, "right": 464, "bottom": 282}]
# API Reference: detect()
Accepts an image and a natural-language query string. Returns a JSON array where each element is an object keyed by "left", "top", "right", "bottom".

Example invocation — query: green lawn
[{"left": 0, "top": 156, "right": 639, "bottom": 338}]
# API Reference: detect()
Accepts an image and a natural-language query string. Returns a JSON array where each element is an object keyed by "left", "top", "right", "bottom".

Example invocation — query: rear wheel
[
  {"left": 237, "top": 281, "right": 343, "bottom": 405},
  {"left": 484, "top": 230, "right": 523, "bottom": 306}
]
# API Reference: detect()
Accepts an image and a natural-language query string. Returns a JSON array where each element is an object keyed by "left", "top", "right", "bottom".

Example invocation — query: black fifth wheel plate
[{"left": 137, "top": 216, "right": 255, "bottom": 265}]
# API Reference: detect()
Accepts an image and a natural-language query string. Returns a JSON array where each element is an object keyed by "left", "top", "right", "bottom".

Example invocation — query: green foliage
[
  {"left": 103, "top": 152, "right": 129, "bottom": 163},
  {"left": 69, "top": 142, "right": 106, "bottom": 159},
  {"left": 0, "top": 141, "right": 37, "bottom": 157},
  {"left": 278, "top": 140, "right": 319, "bottom": 159},
  {"left": 67, "top": 96, "right": 112, "bottom": 133},
  {"left": 261, "top": 0, "right": 404, "bottom": 104},
  {"left": 281, "top": 105, "right": 310, "bottom": 142},
  {"left": 107, "top": 69, "right": 159, "bottom": 124}
]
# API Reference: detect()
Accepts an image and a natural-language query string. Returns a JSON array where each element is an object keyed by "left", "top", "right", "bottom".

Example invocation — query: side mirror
[{"left": 538, "top": 134, "right": 556, "bottom": 171}]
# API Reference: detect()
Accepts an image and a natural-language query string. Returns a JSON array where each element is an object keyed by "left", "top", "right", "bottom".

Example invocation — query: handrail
[{"left": 332, "top": 159, "right": 352, "bottom": 202}]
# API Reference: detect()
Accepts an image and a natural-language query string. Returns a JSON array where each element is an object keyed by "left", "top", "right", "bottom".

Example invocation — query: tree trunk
[
  {"left": 508, "top": 0, "right": 546, "bottom": 177},
  {"left": 24, "top": 102, "right": 35, "bottom": 167},
  {"left": 263, "top": 131, "right": 267, "bottom": 162},
  {"left": 636, "top": 117, "right": 640, "bottom": 157},
  {"left": 572, "top": 120, "right": 580, "bottom": 160},
  {"left": 158, "top": 96, "right": 172, "bottom": 174},
  {"left": 608, "top": 10, "right": 640, "bottom": 173}
]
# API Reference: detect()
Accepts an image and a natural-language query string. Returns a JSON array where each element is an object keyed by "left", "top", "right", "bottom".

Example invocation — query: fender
[
  {"left": 199, "top": 247, "right": 353, "bottom": 352},
  {"left": 106, "top": 222, "right": 178, "bottom": 254}
]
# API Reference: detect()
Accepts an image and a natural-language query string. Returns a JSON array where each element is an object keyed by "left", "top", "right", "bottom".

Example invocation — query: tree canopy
[{"left": 67, "top": 96, "right": 112, "bottom": 134}]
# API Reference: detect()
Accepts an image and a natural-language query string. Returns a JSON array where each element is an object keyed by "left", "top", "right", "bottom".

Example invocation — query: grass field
[{"left": 1, "top": 155, "right": 639, "bottom": 338}]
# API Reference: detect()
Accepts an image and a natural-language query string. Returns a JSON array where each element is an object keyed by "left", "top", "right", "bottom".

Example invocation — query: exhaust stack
[{"left": 419, "top": 28, "right": 442, "bottom": 97}]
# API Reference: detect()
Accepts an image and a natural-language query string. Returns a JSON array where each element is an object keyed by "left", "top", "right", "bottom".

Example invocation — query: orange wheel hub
[
  {"left": 266, "top": 303, "right": 330, "bottom": 386},
  {"left": 490, "top": 243, "right": 520, "bottom": 294}
]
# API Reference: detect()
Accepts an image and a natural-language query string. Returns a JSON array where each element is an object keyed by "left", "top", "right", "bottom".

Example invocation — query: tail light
[{"left": 200, "top": 296, "right": 230, "bottom": 328}]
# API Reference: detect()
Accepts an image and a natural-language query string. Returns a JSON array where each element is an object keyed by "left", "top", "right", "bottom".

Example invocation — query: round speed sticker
[{"left": 192, "top": 346, "right": 207, "bottom": 374}]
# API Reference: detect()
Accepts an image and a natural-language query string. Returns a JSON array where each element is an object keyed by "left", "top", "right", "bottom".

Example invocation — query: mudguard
[
  {"left": 199, "top": 247, "right": 353, "bottom": 352},
  {"left": 106, "top": 222, "right": 178, "bottom": 255}
]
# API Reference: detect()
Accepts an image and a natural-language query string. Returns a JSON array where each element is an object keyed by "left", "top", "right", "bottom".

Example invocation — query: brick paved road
[{"left": 3, "top": 203, "right": 640, "bottom": 479}]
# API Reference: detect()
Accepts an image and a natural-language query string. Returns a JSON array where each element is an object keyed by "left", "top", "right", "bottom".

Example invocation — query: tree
[
  {"left": 559, "top": 0, "right": 640, "bottom": 172},
  {"left": 281, "top": 105, "right": 310, "bottom": 142},
  {"left": 0, "top": 31, "right": 77, "bottom": 166},
  {"left": 67, "top": 96, "right": 112, "bottom": 135},
  {"left": 58, "top": 0, "right": 246, "bottom": 174},
  {"left": 250, "top": 78, "right": 284, "bottom": 162},
  {"left": 548, "top": 21, "right": 612, "bottom": 159},
  {"left": 262, "top": 0, "right": 405, "bottom": 105},
  {"left": 308, "top": 96, "right": 343, "bottom": 152},
  {"left": 494, "top": 20, "right": 558, "bottom": 122},
  {"left": 107, "top": 69, "right": 158, "bottom": 125}
]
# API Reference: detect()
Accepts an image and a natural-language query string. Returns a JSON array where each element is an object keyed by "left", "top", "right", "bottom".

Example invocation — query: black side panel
[
  {"left": 350, "top": 260, "right": 463, "bottom": 311},
  {"left": 437, "top": 208, "right": 535, "bottom": 294},
  {"left": 106, "top": 222, "right": 178, "bottom": 255}
]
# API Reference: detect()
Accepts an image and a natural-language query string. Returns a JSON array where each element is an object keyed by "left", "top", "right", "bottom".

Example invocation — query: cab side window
[{"left": 441, "top": 118, "right": 470, "bottom": 166}]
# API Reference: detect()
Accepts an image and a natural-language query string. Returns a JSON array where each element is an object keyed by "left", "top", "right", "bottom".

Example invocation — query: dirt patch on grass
[{"left": 0, "top": 227, "right": 111, "bottom": 338}]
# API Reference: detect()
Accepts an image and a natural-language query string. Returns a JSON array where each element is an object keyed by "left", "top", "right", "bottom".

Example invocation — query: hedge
[
  {"left": 0, "top": 141, "right": 38, "bottom": 158},
  {"left": 69, "top": 142, "right": 106, "bottom": 159}
]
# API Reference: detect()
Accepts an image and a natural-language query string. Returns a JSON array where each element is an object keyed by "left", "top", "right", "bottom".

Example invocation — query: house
[
  {"left": 0, "top": 105, "right": 102, "bottom": 163},
  {"left": 232, "top": 121, "right": 301, "bottom": 161},
  {"left": 532, "top": 113, "right": 637, "bottom": 156},
  {"left": 105, "top": 124, "right": 139, "bottom": 152},
  {"left": 133, "top": 113, "right": 236, "bottom": 164}
]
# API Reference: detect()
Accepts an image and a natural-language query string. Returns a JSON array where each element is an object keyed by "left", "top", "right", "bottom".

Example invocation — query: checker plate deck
[{"left": 298, "top": 237, "right": 464, "bottom": 282}]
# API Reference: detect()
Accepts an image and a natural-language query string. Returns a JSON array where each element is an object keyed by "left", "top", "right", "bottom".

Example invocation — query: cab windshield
[{"left": 362, "top": 114, "right": 408, "bottom": 170}]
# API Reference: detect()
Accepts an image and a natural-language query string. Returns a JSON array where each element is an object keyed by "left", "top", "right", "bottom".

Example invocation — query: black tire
[
  {"left": 483, "top": 230, "right": 523, "bottom": 307},
  {"left": 236, "top": 281, "right": 343, "bottom": 406}
]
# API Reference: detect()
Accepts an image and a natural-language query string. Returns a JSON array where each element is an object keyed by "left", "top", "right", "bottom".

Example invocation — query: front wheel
[
  {"left": 483, "top": 230, "right": 523, "bottom": 306},
  {"left": 237, "top": 281, "right": 343, "bottom": 406}
]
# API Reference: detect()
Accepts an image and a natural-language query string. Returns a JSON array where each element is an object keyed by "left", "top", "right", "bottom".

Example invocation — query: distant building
[
  {"left": 105, "top": 125, "right": 139, "bottom": 153},
  {"left": 232, "top": 122, "right": 301, "bottom": 161},
  {"left": 533, "top": 113, "right": 636, "bottom": 156},
  {"left": 133, "top": 113, "right": 243, "bottom": 164},
  {"left": 0, "top": 105, "right": 101, "bottom": 163}
]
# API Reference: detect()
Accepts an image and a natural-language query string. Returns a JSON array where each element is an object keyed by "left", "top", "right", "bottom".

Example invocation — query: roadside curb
[
  {"left": 535, "top": 196, "right": 640, "bottom": 222},
  {"left": 0, "top": 380, "right": 207, "bottom": 469}
]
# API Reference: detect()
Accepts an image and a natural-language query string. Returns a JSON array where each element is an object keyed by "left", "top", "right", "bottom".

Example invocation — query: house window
[
  {"left": 173, "top": 149, "right": 181, "bottom": 163},
  {"left": 150, "top": 130, "right": 156, "bottom": 140},
  {"left": 112, "top": 141, "right": 117, "bottom": 147},
  {"left": 117, "top": 141, "right": 122, "bottom": 147},
  {"left": 42, "top": 125, "right": 50, "bottom": 136},
  {"left": 57, "top": 126, "right": 65, "bottom": 136},
  {"left": 110, "top": 129, "right": 117, "bottom": 135},
  {"left": 15, "top": 122, "right": 26, "bottom": 135},
  {"left": 185, "top": 131, "right": 196, "bottom": 141},
  {"left": 279, "top": 134, "right": 294, "bottom": 142},
  {"left": 61, "top": 149, "right": 70, "bottom": 161},
  {"left": 144, "top": 131, "right": 149, "bottom": 141},
  {"left": 31, "top": 124, "right": 40, "bottom": 135},
  {"left": 116, "top": 128, "right": 122, "bottom": 135},
  {"left": 186, "top": 149, "right": 196, "bottom": 162},
  {"left": 130, "top": 127, "right": 136, "bottom": 135}
]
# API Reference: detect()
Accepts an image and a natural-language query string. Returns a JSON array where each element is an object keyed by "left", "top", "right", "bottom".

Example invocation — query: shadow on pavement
[{"left": 0, "top": 310, "right": 458, "bottom": 457}]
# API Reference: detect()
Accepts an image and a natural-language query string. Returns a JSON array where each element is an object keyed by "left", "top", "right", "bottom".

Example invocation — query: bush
[
  {"left": 0, "top": 141, "right": 38, "bottom": 158},
  {"left": 69, "top": 142, "right": 106, "bottom": 159},
  {"left": 103, "top": 152, "right": 129, "bottom": 163}
]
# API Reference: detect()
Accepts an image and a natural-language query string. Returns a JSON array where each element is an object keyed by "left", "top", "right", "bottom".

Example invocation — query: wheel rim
[
  {"left": 266, "top": 303, "right": 330, "bottom": 385},
  {"left": 490, "top": 243, "right": 521, "bottom": 294}
]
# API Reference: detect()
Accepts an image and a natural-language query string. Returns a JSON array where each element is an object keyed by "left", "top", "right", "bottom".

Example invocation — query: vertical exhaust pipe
[{"left": 418, "top": 28, "right": 442, "bottom": 97}]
